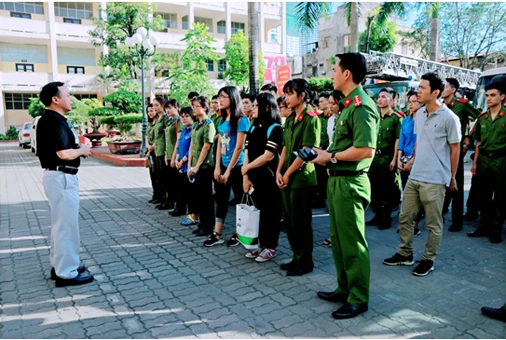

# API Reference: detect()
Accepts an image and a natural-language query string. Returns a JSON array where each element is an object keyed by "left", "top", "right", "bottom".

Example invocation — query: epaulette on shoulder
[
  {"left": 306, "top": 110, "right": 318, "bottom": 117},
  {"left": 457, "top": 98, "right": 469, "bottom": 103},
  {"left": 477, "top": 111, "right": 487, "bottom": 118},
  {"left": 394, "top": 111, "right": 403, "bottom": 119},
  {"left": 353, "top": 95, "right": 363, "bottom": 107},
  {"left": 205, "top": 117, "right": 213, "bottom": 124}
]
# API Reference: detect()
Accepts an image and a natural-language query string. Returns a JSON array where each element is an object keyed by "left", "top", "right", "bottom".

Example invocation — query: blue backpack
[{"left": 249, "top": 123, "right": 281, "bottom": 139}]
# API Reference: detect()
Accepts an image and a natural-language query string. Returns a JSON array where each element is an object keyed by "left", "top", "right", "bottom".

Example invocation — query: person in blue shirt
[
  {"left": 173, "top": 106, "right": 194, "bottom": 217},
  {"left": 204, "top": 86, "right": 250, "bottom": 247},
  {"left": 397, "top": 90, "right": 425, "bottom": 236}
]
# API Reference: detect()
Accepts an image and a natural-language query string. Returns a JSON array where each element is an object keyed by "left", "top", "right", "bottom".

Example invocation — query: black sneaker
[
  {"left": 412, "top": 260, "right": 434, "bottom": 276},
  {"left": 414, "top": 228, "right": 421, "bottom": 237},
  {"left": 383, "top": 253, "right": 414, "bottom": 266},
  {"left": 226, "top": 233, "right": 240, "bottom": 247},
  {"left": 203, "top": 232, "right": 224, "bottom": 247}
]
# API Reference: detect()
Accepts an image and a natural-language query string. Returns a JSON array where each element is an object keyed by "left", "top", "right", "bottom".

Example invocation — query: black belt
[
  {"left": 480, "top": 150, "right": 506, "bottom": 158},
  {"left": 44, "top": 165, "right": 79, "bottom": 174},
  {"left": 375, "top": 147, "right": 393, "bottom": 156},
  {"left": 327, "top": 169, "right": 367, "bottom": 177}
]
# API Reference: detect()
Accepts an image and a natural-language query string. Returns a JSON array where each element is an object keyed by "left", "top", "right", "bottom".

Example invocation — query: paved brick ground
[{"left": 0, "top": 141, "right": 505, "bottom": 338}]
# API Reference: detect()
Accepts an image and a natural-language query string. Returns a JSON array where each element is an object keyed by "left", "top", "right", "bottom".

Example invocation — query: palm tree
[
  {"left": 248, "top": 2, "right": 259, "bottom": 94},
  {"left": 428, "top": 3, "right": 441, "bottom": 62}
]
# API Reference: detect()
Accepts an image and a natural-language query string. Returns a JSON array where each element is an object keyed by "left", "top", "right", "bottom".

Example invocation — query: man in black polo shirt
[{"left": 37, "top": 81, "right": 93, "bottom": 287}]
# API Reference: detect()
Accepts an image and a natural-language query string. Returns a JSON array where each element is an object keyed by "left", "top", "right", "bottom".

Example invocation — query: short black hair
[
  {"left": 188, "top": 91, "right": 200, "bottom": 100},
  {"left": 421, "top": 72, "right": 444, "bottom": 98},
  {"left": 407, "top": 90, "right": 418, "bottom": 100},
  {"left": 211, "top": 95, "right": 219, "bottom": 100},
  {"left": 446, "top": 78, "right": 460, "bottom": 91},
  {"left": 180, "top": 106, "right": 195, "bottom": 121},
  {"left": 284, "top": 79, "right": 312, "bottom": 104},
  {"left": 379, "top": 88, "right": 392, "bottom": 97},
  {"left": 261, "top": 84, "right": 277, "bottom": 94},
  {"left": 485, "top": 81, "right": 506, "bottom": 95},
  {"left": 330, "top": 90, "right": 344, "bottom": 102},
  {"left": 40, "top": 81, "right": 65, "bottom": 107},
  {"left": 191, "top": 96, "right": 210, "bottom": 113},
  {"left": 319, "top": 92, "right": 330, "bottom": 100},
  {"left": 241, "top": 92, "right": 254, "bottom": 102},
  {"left": 336, "top": 52, "right": 367, "bottom": 84}
]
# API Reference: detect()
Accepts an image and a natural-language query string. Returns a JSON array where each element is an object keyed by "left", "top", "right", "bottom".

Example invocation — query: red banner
[{"left": 276, "top": 64, "right": 291, "bottom": 96}]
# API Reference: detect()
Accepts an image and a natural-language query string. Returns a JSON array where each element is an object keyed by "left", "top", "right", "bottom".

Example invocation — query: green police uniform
[
  {"left": 147, "top": 121, "right": 155, "bottom": 146},
  {"left": 209, "top": 111, "right": 222, "bottom": 161},
  {"left": 165, "top": 116, "right": 184, "bottom": 161},
  {"left": 444, "top": 97, "right": 481, "bottom": 228},
  {"left": 473, "top": 106, "right": 506, "bottom": 239},
  {"left": 153, "top": 114, "right": 170, "bottom": 157},
  {"left": 327, "top": 86, "right": 379, "bottom": 307},
  {"left": 281, "top": 107, "right": 321, "bottom": 270},
  {"left": 314, "top": 109, "right": 332, "bottom": 207},
  {"left": 368, "top": 109, "right": 402, "bottom": 228},
  {"left": 190, "top": 117, "right": 216, "bottom": 169}
]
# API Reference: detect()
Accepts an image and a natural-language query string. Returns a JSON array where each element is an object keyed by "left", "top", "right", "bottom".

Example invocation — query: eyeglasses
[{"left": 219, "top": 95, "right": 229, "bottom": 100}]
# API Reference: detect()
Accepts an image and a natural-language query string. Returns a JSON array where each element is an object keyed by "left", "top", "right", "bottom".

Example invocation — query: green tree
[
  {"left": 398, "top": 12, "right": 431, "bottom": 60},
  {"left": 167, "top": 23, "right": 219, "bottom": 105},
  {"left": 103, "top": 90, "right": 142, "bottom": 113},
  {"left": 89, "top": 2, "right": 163, "bottom": 83},
  {"left": 359, "top": 20, "right": 397, "bottom": 53},
  {"left": 224, "top": 30, "right": 249, "bottom": 90},
  {"left": 27, "top": 96, "right": 46, "bottom": 118}
]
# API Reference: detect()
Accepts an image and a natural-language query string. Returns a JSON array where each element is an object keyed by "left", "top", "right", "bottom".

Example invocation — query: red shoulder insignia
[
  {"left": 398, "top": 111, "right": 406, "bottom": 116},
  {"left": 344, "top": 97, "right": 352, "bottom": 108},
  {"left": 353, "top": 95, "right": 363, "bottom": 107},
  {"left": 450, "top": 101, "right": 455, "bottom": 108},
  {"left": 477, "top": 111, "right": 487, "bottom": 118},
  {"left": 394, "top": 112, "right": 403, "bottom": 119},
  {"left": 297, "top": 114, "right": 303, "bottom": 122},
  {"left": 306, "top": 110, "right": 318, "bottom": 117},
  {"left": 500, "top": 111, "right": 504, "bottom": 117},
  {"left": 457, "top": 98, "right": 468, "bottom": 103}
]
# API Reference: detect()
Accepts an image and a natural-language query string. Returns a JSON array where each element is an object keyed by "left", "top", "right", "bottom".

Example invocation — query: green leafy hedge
[
  {"left": 103, "top": 90, "right": 142, "bottom": 113},
  {"left": 306, "top": 77, "right": 334, "bottom": 93},
  {"left": 0, "top": 126, "right": 18, "bottom": 140},
  {"left": 88, "top": 107, "right": 120, "bottom": 117},
  {"left": 113, "top": 114, "right": 143, "bottom": 135}
]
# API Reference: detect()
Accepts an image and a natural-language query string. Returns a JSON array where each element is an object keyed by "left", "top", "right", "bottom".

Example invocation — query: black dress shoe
[
  {"left": 157, "top": 202, "right": 174, "bottom": 210},
  {"left": 196, "top": 228, "right": 211, "bottom": 237},
  {"left": 286, "top": 265, "right": 313, "bottom": 276},
  {"left": 192, "top": 228, "right": 201, "bottom": 235},
  {"left": 467, "top": 228, "right": 488, "bottom": 237},
  {"left": 280, "top": 261, "right": 297, "bottom": 271},
  {"left": 51, "top": 265, "right": 86, "bottom": 280},
  {"left": 170, "top": 208, "right": 186, "bottom": 217},
  {"left": 448, "top": 224, "right": 463, "bottom": 232},
  {"left": 317, "top": 291, "right": 348, "bottom": 303},
  {"left": 378, "top": 220, "right": 391, "bottom": 230},
  {"left": 365, "top": 215, "right": 381, "bottom": 226},
  {"left": 55, "top": 273, "right": 94, "bottom": 287},
  {"left": 150, "top": 199, "right": 162, "bottom": 205},
  {"left": 332, "top": 302, "right": 368, "bottom": 319},
  {"left": 489, "top": 234, "right": 503, "bottom": 244},
  {"left": 481, "top": 306, "right": 506, "bottom": 322}
]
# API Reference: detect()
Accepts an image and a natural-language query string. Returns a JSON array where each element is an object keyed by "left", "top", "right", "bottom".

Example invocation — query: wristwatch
[{"left": 330, "top": 152, "right": 338, "bottom": 164}]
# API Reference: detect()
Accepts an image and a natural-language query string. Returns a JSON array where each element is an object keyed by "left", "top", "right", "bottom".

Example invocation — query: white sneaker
[
  {"left": 255, "top": 248, "right": 277, "bottom": 263},
  {"left": 245, "top": 249, "right": 260, "bottom": 259}
]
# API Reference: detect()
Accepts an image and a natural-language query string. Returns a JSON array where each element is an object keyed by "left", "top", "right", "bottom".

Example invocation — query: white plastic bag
[{"left": 236, "top": 193, "right": 260, "bottom": 250}]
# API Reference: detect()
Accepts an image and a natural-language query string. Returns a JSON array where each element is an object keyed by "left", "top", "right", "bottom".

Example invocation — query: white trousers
[{"left": 42, "top": 170, "right": 80, "bottom": 279}]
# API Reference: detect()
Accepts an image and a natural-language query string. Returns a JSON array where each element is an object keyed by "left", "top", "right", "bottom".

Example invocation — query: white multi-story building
[{"left": 0, "top": 1, "right": 286, "bottom": 133}]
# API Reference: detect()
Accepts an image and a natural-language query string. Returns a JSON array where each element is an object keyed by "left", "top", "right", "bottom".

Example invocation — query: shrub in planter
[
  {"left": 113, "top": 113, "right": 143, "bottom": 136},
  {"left": 88, "top": 107, "right": 120, "bottom": 132},
  {"left": 0, "top": 126, "right": 18, "bottom": 140},
  {"left": 103, "top": 90, "right": 142, "bottom": 114},
  {"left": 99, "top": 116, "right": 118, "bottom": 130}
]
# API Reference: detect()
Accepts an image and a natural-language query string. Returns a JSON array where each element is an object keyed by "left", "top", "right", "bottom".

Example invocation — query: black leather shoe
[
  {"left": 286, "top": 265, "right": 313, "bottom": 276},
  {"left": 51, "top": 265, "right": 86, "bottom": 280},
  {"left": 196, "top": 228, "right": 211, "bottom": 237},
  {"left": 157, "top": 202, "right": 174, "bottom": 210},
  {"left": 317, "top": 291, "right": 348, "bottom": 303},
  {"left": 192, "top": 228, "right": 201, "bottom": 235},
  {"left": 150, "top": 199, "right": 162, "bottom": 205},
  {"left": 280, "top": 261, "right": 296, "bottom": 271},
  {"left": 55, "top": 273, "right": 94, "bottom": 287},
  {"left": 467, "top": 228, "right": 488, "bottom": 237},
  {"left": 489, "top": 234, "right": 503, "bottom": 244},
  {"left": 170, "top": 208, "right": 186, "bottom": 217},
  {"left": 378, "top": 220, "right": 391, "bottom": 230},
  {"left": 365, "top": 215, "right": 381, "bottom": 226},
  {"left": 448, "top": 224, "right": 463, "bottom": 232},
  {"left": 481, "top": 306, "right": 506, "bottom": 322},
  {"left": 332, "top": 302, "right": 368, "bottom": 319}
]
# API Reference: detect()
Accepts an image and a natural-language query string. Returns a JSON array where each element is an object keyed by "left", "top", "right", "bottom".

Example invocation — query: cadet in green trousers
[
  {"left": 441, "top": 78, "right": 480, "bottom": 231},
  {"left": 152, "top": 97, "right": 172, "bottom": 210},
  {"left": 468, "top": 81, "right": 506, "bottom": 244},
  {"left": 276, "top": 78, "right": 321, "bottom": 277},
  {"left": 366, "top": 88, "right": 402, "bottom": 230},
  {"left": 312, "top": 53, "right": 379, "bottom": 320}
]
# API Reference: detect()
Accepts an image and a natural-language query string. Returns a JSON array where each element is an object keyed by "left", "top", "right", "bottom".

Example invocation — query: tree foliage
[
  {"left": 224, "top": 30, "right": 249, "bottom": 90},
  {"left": 398, "top": 11, "right": 431, "bottom": 60},
  {"left": 359, "top": 20, "right": 396, "bottom": 53},
  {"left": 89, "top": 2, "right": 164, "bottom": 84},
  {"left": 167, "top": 23, "right": 219, "bottom": 105},
  {"left": 27, "top": 96, "right": 46, "bottom": 118},
  {"left": 103, "top": 90, "right": 142, "bottom": 113},
  {"left": 306, "top": 77, "right": 333, "bottom": 93},
  {"left": 440, "top": 2, "right": 506, "bottom": 70}
]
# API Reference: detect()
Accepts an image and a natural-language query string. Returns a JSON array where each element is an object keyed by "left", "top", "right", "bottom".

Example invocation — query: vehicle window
[{"left": 24, "top": 123, "right": 32, "bottom": 129}]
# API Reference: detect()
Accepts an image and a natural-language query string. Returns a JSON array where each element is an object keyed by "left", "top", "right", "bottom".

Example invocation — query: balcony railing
[{"left": 0, "top": 17, "right": 48, "bottom": 37}]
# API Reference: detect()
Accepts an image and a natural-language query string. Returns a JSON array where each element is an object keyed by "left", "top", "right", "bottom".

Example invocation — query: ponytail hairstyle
[
  {"left": 153, "top": 96, "right": 166, "bottom": 108},
  {"left": 218, "top": 85, "right": 245, "bottom": 133},
  {"left": 164, "top": 98, "right": 179, "bottom": 111},
  {"left": 283, "top": 79, "right": 313, "bottom": 104}
]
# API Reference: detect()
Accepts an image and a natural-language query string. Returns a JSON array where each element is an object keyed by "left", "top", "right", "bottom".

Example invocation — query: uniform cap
[{"left": 335, "top": 52, "right": 367, "bottom": 83}]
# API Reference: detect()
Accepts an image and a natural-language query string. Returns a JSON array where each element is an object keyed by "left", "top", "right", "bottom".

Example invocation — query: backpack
[{"left": 249, "top": 123, "right": 281, "bottom": 139}]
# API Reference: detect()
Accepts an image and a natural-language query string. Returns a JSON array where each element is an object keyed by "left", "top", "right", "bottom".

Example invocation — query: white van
[
  {"left": 474, "top": 67, "right": 506, "bottom": 111},
  {"left": 30, "top": 116, "right": 41, "bottom": 154}
]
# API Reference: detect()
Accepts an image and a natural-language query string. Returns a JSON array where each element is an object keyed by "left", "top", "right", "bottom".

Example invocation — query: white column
[
  {"left": 281, "top": 3, "right": 287, "bottom": 58},
  {"left": 101, "top": 1, "right": 108, "bottom": 57},
  {"left": 225, "top": 2, "right": 231, "bottom": 41},
  {"left": 148, "top": 2, "right": 154, "bottom": 102},
  {"left": 259, "top": 2, "right": 265, "bottom": 54},
  {"left": 47, "top": 1, "right": 59, "bottom": 81},
  {"left": 0, "top": 80, "right": 5, "bottom": 134},
  {"left": 188, "top": 2, "right": 194, "bottom": 28}
]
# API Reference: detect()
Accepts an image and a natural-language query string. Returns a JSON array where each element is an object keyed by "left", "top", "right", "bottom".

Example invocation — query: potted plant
[
  {"left": 99, "top": 116, "right": 120, "bottom": 137},
  {"left": 85, "top": 107, "right": 119, "bottom": 147},
  {"left": 106, "top": 113, "right": 143, "bottom": 154}
]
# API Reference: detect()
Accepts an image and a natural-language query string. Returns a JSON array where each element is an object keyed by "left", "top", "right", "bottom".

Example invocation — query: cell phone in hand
[{"left": 293, "top": 147, "right": 317, "bottom": 162}]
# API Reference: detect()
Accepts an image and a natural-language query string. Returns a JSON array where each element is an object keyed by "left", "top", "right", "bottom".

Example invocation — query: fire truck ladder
[{"left": 364, "top": 51, "right": 482, "bottom": 89}]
